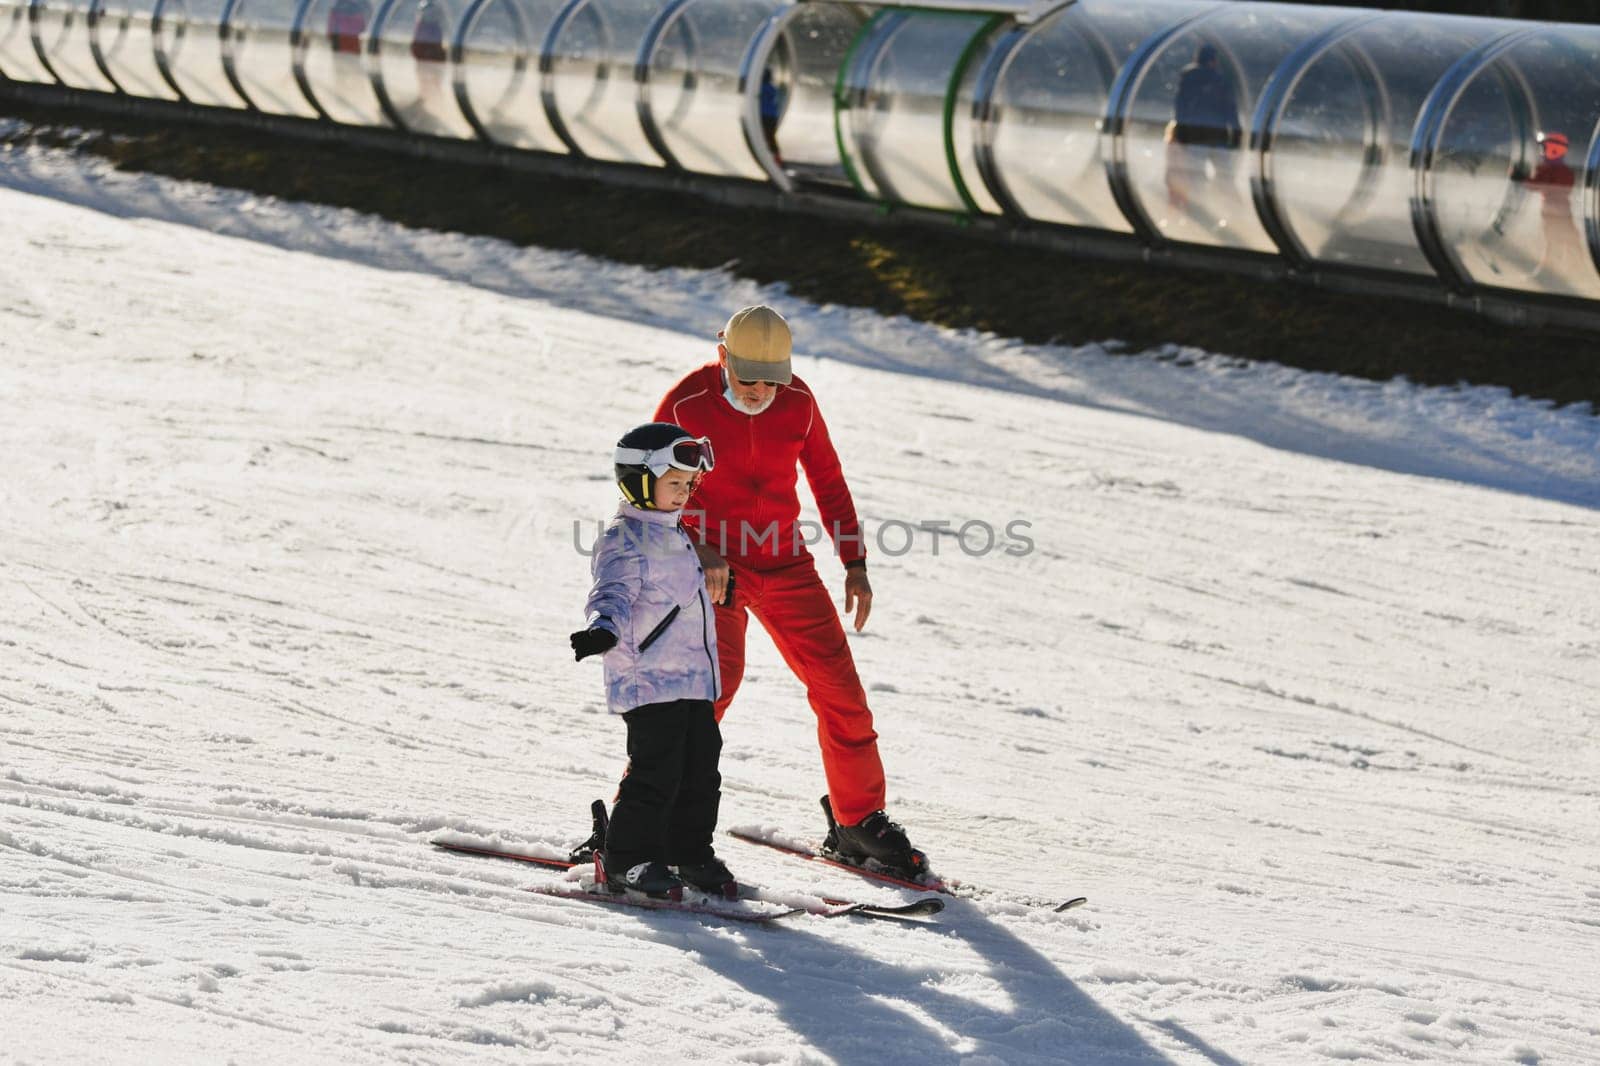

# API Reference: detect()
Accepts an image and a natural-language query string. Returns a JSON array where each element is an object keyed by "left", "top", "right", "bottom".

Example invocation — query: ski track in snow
[{"left": 2, "top": 140, "right": 1599, "bottom": 1065}]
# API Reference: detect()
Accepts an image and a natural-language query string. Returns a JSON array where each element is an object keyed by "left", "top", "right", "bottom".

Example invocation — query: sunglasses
[{"left": 734, "top": 377, "right": 781, "bottom": 388}]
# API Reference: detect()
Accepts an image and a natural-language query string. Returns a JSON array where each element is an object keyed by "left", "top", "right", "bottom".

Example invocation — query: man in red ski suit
[{"left": 653, "top": 305, "right": 923, "bottom": 871}]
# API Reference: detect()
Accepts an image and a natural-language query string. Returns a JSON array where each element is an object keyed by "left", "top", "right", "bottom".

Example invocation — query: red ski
[
  {"left": 528, "top": 882, "right": 809, "bottom": 924},
  {"left": 429, "top": 836, "right": 943, "bottom": 921},
  {"left": 726, "top": 825, "right": 1088, "bottom": 914}
]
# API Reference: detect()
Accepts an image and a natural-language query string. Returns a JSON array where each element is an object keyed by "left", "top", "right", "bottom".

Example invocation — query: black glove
[{"left": 570, "top": 626, "right": 618, "bottom": 662}]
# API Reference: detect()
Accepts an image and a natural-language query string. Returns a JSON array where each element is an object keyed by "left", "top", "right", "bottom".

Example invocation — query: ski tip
[
  {"left": 1054, "top": 897, "right": 1089, "bottom": 913},
  {"left": 855, "top": 898, "right": 945, "bottom": 920},
  {"left": 430, "top": 838, "right": 477, "bottom": 854}
]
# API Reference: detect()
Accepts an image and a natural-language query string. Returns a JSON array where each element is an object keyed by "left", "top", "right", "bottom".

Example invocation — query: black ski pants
[{"left": 604, "top": 698, "right": 721, "bottom": 875}]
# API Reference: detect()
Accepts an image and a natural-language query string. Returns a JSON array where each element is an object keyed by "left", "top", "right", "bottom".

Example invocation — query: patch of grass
[{"left": 3, "top": 96, "right": 1597, "bottom": 409}]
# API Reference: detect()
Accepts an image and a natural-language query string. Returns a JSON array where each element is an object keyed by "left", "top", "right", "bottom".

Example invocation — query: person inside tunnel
[
  {"left": 411, "top": 0, "right": 447, "bottom": 105},
  {"left": 1522, "top": 129, "right": 1588, "bottom": 287},
  {"left": 1165, "top": 42, "right": 1243, "bottom": 232},
  {"left": 328, "top": 0, "right": 372, "bottom": 97},
  {"left": 328, "top": 0, "right": 371, "bottom": 55},
  {"left": 759, "top": 66, "right": 787, "bottom": 163}
]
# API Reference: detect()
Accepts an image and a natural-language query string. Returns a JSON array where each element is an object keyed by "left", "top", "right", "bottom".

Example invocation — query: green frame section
[
  {"left": 832, "top": 6, "right": 1006, "bottom": 216},
  {"left": 943, "top": 14, "right": 1006, "bottom": 214},
  {"left": 833, "top": 8, "right": 893, "bottom": 201}
]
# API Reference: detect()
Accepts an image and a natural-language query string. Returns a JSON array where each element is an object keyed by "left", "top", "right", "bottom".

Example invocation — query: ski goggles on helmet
[
  {"left": 1540, "top": 131, "right": 1570, "bottom": 158},
  {"left": 614, "top": 435, "right": 715, "bottom": 476}
]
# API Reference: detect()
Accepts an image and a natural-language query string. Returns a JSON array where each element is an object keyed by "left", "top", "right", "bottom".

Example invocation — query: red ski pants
[{"left": 715, "top": 556, "right": 886, "bottom": 825}]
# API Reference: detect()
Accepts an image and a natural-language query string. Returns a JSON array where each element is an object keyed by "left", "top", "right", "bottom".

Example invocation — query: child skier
[{"left": 569, "top": 422, "right": 734, "bottom": 899}]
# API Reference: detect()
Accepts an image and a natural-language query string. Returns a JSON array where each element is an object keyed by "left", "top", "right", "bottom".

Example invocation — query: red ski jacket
[{"left": 655, "top": 362, "right": 867, "bottom": 572}]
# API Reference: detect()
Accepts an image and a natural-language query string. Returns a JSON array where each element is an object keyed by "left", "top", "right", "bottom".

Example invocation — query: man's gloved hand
[{"left": 570, "top": 627, "right": 618, "bottom": 661}]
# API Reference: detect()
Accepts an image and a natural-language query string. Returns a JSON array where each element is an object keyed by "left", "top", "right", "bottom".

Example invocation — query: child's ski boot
[
  {"left": 599, "top": 856, "right": 685, "bottom": 901},
  {"left": 674, "top": 855, "right": 738, "bottom": 900}
]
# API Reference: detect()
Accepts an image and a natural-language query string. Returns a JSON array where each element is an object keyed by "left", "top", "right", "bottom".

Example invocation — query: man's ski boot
[
  {"left": 818, "top": 795, "right": 930, "bottom": 882},
  {"left": 674, "top": 855, "right": 738, "bottom": 900},
  {"left": 598, "top": 855, "right": 685, "bottom": 901}
]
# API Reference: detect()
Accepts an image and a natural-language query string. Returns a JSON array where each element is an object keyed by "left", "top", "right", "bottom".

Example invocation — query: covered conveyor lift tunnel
[{"left": 5, "top": 0, "right": 1600, "bottom": 325}]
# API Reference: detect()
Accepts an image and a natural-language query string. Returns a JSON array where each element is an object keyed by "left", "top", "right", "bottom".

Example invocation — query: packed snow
[{"left": 2, "top": 141, "right": 1598, "bottom": 1066}]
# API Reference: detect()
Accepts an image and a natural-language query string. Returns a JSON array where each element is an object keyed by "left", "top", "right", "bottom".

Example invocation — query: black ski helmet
[{"left": 613, "top": 422, "right": 715, "bottom": 509}]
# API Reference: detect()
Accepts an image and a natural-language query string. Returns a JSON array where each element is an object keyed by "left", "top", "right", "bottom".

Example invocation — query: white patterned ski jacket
[{"left": 584, "top": 503, "right": 721, "bottom": 714}]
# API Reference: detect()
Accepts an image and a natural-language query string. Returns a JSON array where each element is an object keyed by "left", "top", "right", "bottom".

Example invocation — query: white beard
[{"left": 724, "top": 383, "right": 775, "bottom": 416}]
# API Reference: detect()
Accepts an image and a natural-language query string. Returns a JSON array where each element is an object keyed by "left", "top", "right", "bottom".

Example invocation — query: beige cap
[{"left": 721, "top": 305, "right": 792, "bottom": 385}]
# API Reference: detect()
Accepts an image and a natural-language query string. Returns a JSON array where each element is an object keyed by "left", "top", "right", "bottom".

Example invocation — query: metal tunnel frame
[
  {"left": 634, "top": 0, "right": 693, "bottom": 168},
  {"left": 456, "top": 0, "right": 534, "bottom": 144},
  {"left": 147, "top": 0, "right": 184, "bottom": 102},
  {"left": 366, "top": 0, "right": 483, "bottom": 139},
  {"left": 218, "top": 0, "right": 253, "bottom": 109},
  {"left": 537, "top": 0, "right": 610, "bottom": 158},
  {"left": 87, "top": 0, "right": 130, "bottom": 91},
  {"left": 1100, "top": 6, "right": 1218, "bottom": 247},
  {"left": 220, "top": 0, "right": 319, "bottom": 117},
  {"left": 737, "top": 1, "right": 867, "bottom": 192},
  {"left": 7, "top": 0, "right": 1600, "bottom": 325},
  {"left": 367, "top": 0, "right": 412, "bottom": 130},
  {"left": 1248, "top": 12, "right": 1388, "bottom": 272},
  {"left": 735, "top": 1, "right": 791, "bottom": 190},
  {"left": 832, "top": 9, "right": 1005, "bottom": 214},
  {"left": 289, "top": 0, "right": 330, "bottom": 123},
  {"left": 1410, "top": 29, "right": 1539, "bottom": 296},
  {"left": 968, "top": 18, "right": 1031, "bottom": 219},
  {"left": 969, "top": 2, "right": 1109, "bottom": 222},
  {"left": 27, "top": 0, "right": 64, "bottom": 88},
  {"left": 1587, "top": 120, "right": 1600, "bottom": 277}
]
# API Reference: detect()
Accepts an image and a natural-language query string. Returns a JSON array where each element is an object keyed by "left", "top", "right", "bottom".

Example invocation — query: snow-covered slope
[{"left": 2, "top": 145, "right": 1598, "bottom": 1066}]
